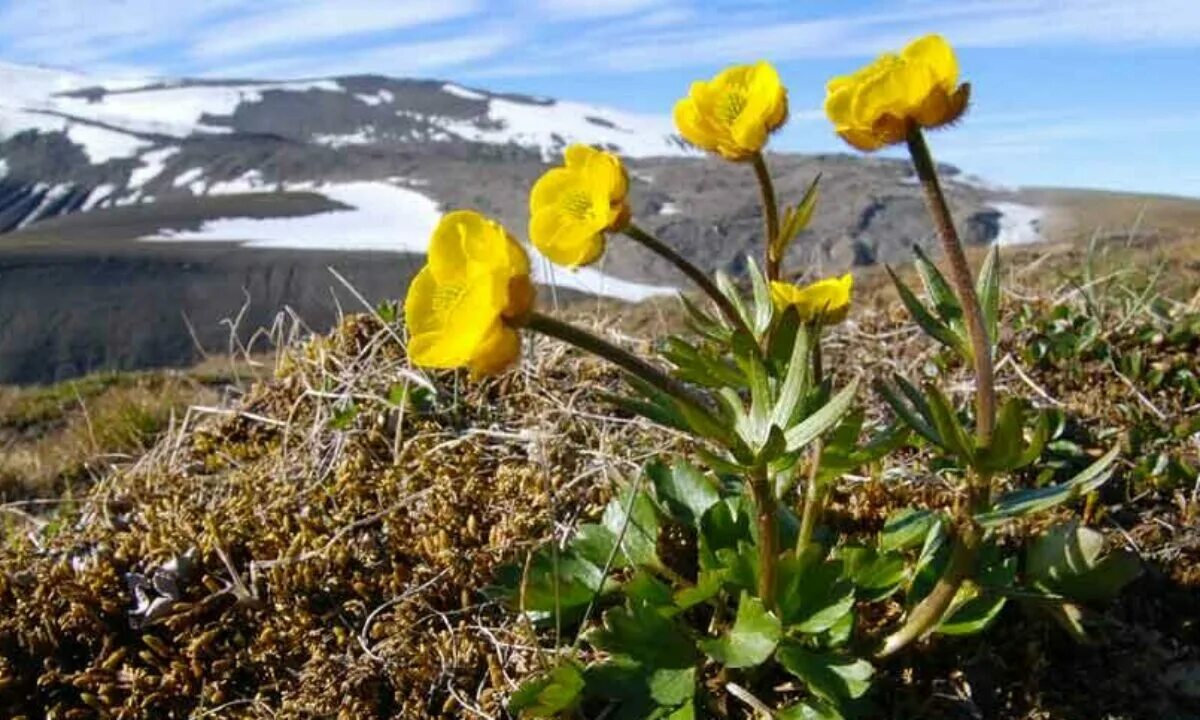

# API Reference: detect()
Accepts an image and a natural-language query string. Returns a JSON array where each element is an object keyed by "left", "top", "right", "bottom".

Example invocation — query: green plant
[{"left": 399, "top": 36, "right": 1141, "bottom": 719}]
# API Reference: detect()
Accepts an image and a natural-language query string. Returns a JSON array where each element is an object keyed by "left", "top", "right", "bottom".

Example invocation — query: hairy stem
[
  {"left": 905, "top": 126, "right": 996, "bottom": 444},
  {"left": 748, "top": 469, "right": 779, "bottom": 611},
  {"left": 877, "top": 513, "right": 982, "bottom": 658},
  {"left": 795, "top": 336, "right": 826, "bottom": 558},
  {"left": 623, "top": 223, "right": 752, "bottom": 336},
  {"left": 751, "top": 152, "right": 782, "bottom": 281},
  {"left": 525, "top": 311, "right": 702, "bottom": 408},
  {"left": 878, "top": 126, "right": 999, "bottom": 657}
]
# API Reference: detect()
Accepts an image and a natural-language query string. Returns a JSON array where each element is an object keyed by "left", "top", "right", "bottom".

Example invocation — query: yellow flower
[
  {"left": 824, "top": 34, "right": 969, "bottom": 152},
  {"left": 770, "top": 274, "right": 853, "bottom": 325},
  {"left": 673, "top": 61, "right": 788, "bottom": 161},
  {"left": 404, "top": 210, "right": 535, "bottom": 377},
  {"left": 529, "top": 144, "right": 630, "bottom": 268}
]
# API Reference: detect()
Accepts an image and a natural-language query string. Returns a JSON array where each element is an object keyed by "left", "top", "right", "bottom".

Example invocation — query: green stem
[
  {"left": 751, "top": 152, "right": 782, "bottom": 281},
  {"left": 795, "top": 333, "right": 826, "bottom": 558},
  {"left": 905, "top": 126, "right": 996, "bottom": 445},
  {"left": 748, "top": 469, "right": 778, "bottom": 611},
  {"left": 877, "top": 512, "right": 982, "bottom": 658},
  {"left": 623, "top": 223, "right": 752, "bottom": 337},
  {"left": 877, "top": 126, "right": 999, "bottom": 658},
  {"left": 524, "top": 311, "right": 712, "bottom": 419}
]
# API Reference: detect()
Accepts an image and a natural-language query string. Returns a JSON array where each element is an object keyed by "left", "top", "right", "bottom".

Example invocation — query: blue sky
[{"left": 1, "top": 0, "right": 1198, "bottom": 196}]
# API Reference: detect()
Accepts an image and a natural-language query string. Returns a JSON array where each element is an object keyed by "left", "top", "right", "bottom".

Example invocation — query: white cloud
[
  {"left": 206, "top": 29, "right": 519, "bottom": 79},
  {"left": 534, "top": 0, "right": 671, "bottom": 20},
  {"left": 191, "top": 0, "right": 480, "bottom": 59}
]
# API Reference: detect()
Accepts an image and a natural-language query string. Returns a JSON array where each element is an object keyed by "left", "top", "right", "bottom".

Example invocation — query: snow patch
[
  {"left": 313, "top": 129, "right": 375, "bottom": 147},
  {"left": 440, "top": 96, "right": 690, "bottom": 159},
  {"left": 172, "top": 167, "right": 205, "bottom": 188},
  {"left": 65, "top": 123, "right": 152, "bottom": 163},
  {"left": 129, "top": 147, "right": 178, "bottom": 187},
  {"left": 533, "top": 259, "right": 677, "bottom": 302},
  {"left": 82, "top": 184, "right": 115, "bottom": 210},
  {"left": 206, "top": 170, "right": 266, "bottom": 195},
  {"left": 953, "top": 174, "right": 1012, "bottom": 193},
  {"left": 142, "top": 180, "right": 676, "bottom": 301},
  {"left": 442, "top": 83, "right": 487, "bottom": 101},
  {"left": 355, "top": 89, "right": 395, "bottom": 106},
  {"left": 989, "top": 202, "right": 1044, "bottom": 246}
]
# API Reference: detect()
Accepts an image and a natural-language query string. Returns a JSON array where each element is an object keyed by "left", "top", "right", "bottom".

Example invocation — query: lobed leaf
[{"left": 698, "top": 593, "right": 781, "bottom": 668}]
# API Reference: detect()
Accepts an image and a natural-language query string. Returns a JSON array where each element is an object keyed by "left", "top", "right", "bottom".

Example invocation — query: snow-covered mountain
[{"left": 0, "top": 61, "right": 686, "bottom": 219}]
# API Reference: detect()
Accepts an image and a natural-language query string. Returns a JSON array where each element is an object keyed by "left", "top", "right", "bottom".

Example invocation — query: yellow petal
[
  {"left": 837, "top": 128, "right": 887, "bottom": 152},
  {"left": 532, "top": 210, "right": 604, "bottom": 268},
  {"left": 564, "top": 143, "right": 597, "bottom": 169},
  {"left": 823, "top": 83, "right": 856, "bottom": 129},
  {"left": 902, "top": 34, "right": 958, "bottom": 91},
  {"left": 530, "top": 167, "right": 579, "bottom": 215},
  {"left": 467, "top": 322, "right": 522, "bottom": 378},
  {"left": 673, "top": 96, "right": 716, "bottom": 152}
]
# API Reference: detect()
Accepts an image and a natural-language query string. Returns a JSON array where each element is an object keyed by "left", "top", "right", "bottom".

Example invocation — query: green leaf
[
  {"left": 778, "top": 558, "right": 856, "bottom": 632},
  {"left": 1026, "top": 521, "right": 1142, "bottom": 602},
  {"left": 746, "top": 255, "right": 774, "bottom": 336},
  {"left": 923, "top": 383, "right": 974, "bottom": 461},
  {"left": 880, "top": 508, "right": 939, "bottom": 552},
  {"left": 886, "top": 265, "right": 964, "bottom": 353},
  {"left": 771, "top": 323, "right": 814, "bottom": 430},
  {"left": 603, "top": 486, "right": 663, "bottom": 570},
  {"left": 784, "top": 379, "right": 860, "bottom": 453},
  {"left": 875, "top": 378, "right": 940, "bottom": 446},
  {"left": 624, "top": 570, "right": 676, "bottom": 611},
  {"left": 976, "top": 244, "right": 1001, "bottom": 347},
  {"left": 699, "top": 497, "right": 753, "bottom": 572},
  {"left": 679, "top": 293, "right": 728, "bottom": 340},
  {"left": 508, "top": 662, "right": 585, "bottom": 717},
  {"left": 975, "top": 446, "right": 1121, "bottom": 528},
  {"left": 977, "top": 398, "right": 1026, "bottom": 473},
  {"left": 776, "top": 643, "right": 874, "bottom": 704},
  {"left": 584, "top": 656, "right": 696, "bottom": 717},
  {"left": 662, "top": 337, "right": 744, "bottom": 389},
  {"left": 777, "top": 699, "right": 845, "bottom": 720},
  {"left": 571, "top": 523, "right": 619, "bottom": 569},
  {"left": 912, "top": 245, "right": 964, "bottom": 328},
  {"left": 329, "top": 401, "right": 358, "bottom": 431},
  {"left": 698, "top": 593, "right": 781, "bottom": 668},
  {"left": 772, "top": 174, "right": 821, "bottom": 262},
  {"left": 648, "top": 460, "right": 721, "bottom": 529},
  {"left": 674, "top": 569, "right": 726, "bottom": 610},
  {"left": 838, "top": 545, "right": 906, "bottom": 601},
  {"left": 936, "top": 583, "right": 1008, "bottom": 636},
  {"left": 587, "top": 601, "right": 698, "bottom": 669}
]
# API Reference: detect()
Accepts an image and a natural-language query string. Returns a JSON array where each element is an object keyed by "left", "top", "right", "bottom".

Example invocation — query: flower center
[
  {"left": 718, "top": 89, "right": 748, "bottom": 126},
  {"left": 561, "top": 190, "right": 594, "bottom": 221}
]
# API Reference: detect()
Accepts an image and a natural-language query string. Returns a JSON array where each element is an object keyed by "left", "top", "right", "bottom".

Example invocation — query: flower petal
[{"left": 903, "top": 34, "right": 958, "bottom": 91}]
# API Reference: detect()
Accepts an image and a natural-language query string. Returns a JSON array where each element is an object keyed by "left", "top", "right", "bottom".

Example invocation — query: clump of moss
[{"left": 0, "top": 313, "right": 670, "bottom": 718}]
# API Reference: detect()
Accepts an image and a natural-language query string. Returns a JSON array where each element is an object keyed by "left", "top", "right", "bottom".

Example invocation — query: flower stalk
[
  {"left": 751, "top": 152, "right": 782, "bottom": 281},
  {"left": 904, "top": 126, "right": 996, "bottom": 444},
  {"left": 524, "top": 311, "right": 713, "bottom": 421},
  {"left": 748, "top": 467, "right": 779, "bottom": 611},
  {"left": 795, "top": 335, "right": 826, "bottom": 558},
  {"left": 622, "top": 223, "right": 752, "bottom": 337},
  {"left": 876, "top": 125, "right": 998, "bottom": 657}
]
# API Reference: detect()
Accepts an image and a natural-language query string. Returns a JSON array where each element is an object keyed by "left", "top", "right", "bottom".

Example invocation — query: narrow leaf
[
  {"left": 783, "top": 379, "right": 859, "bottom": 453},
  {"left": 975, "top": 446, "right": 1121, "bottom": 528}
]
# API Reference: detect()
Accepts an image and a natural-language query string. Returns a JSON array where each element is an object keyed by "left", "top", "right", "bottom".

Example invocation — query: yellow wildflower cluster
[{"left": 404, "top": 34, "right": 975, "bottom": 376}]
